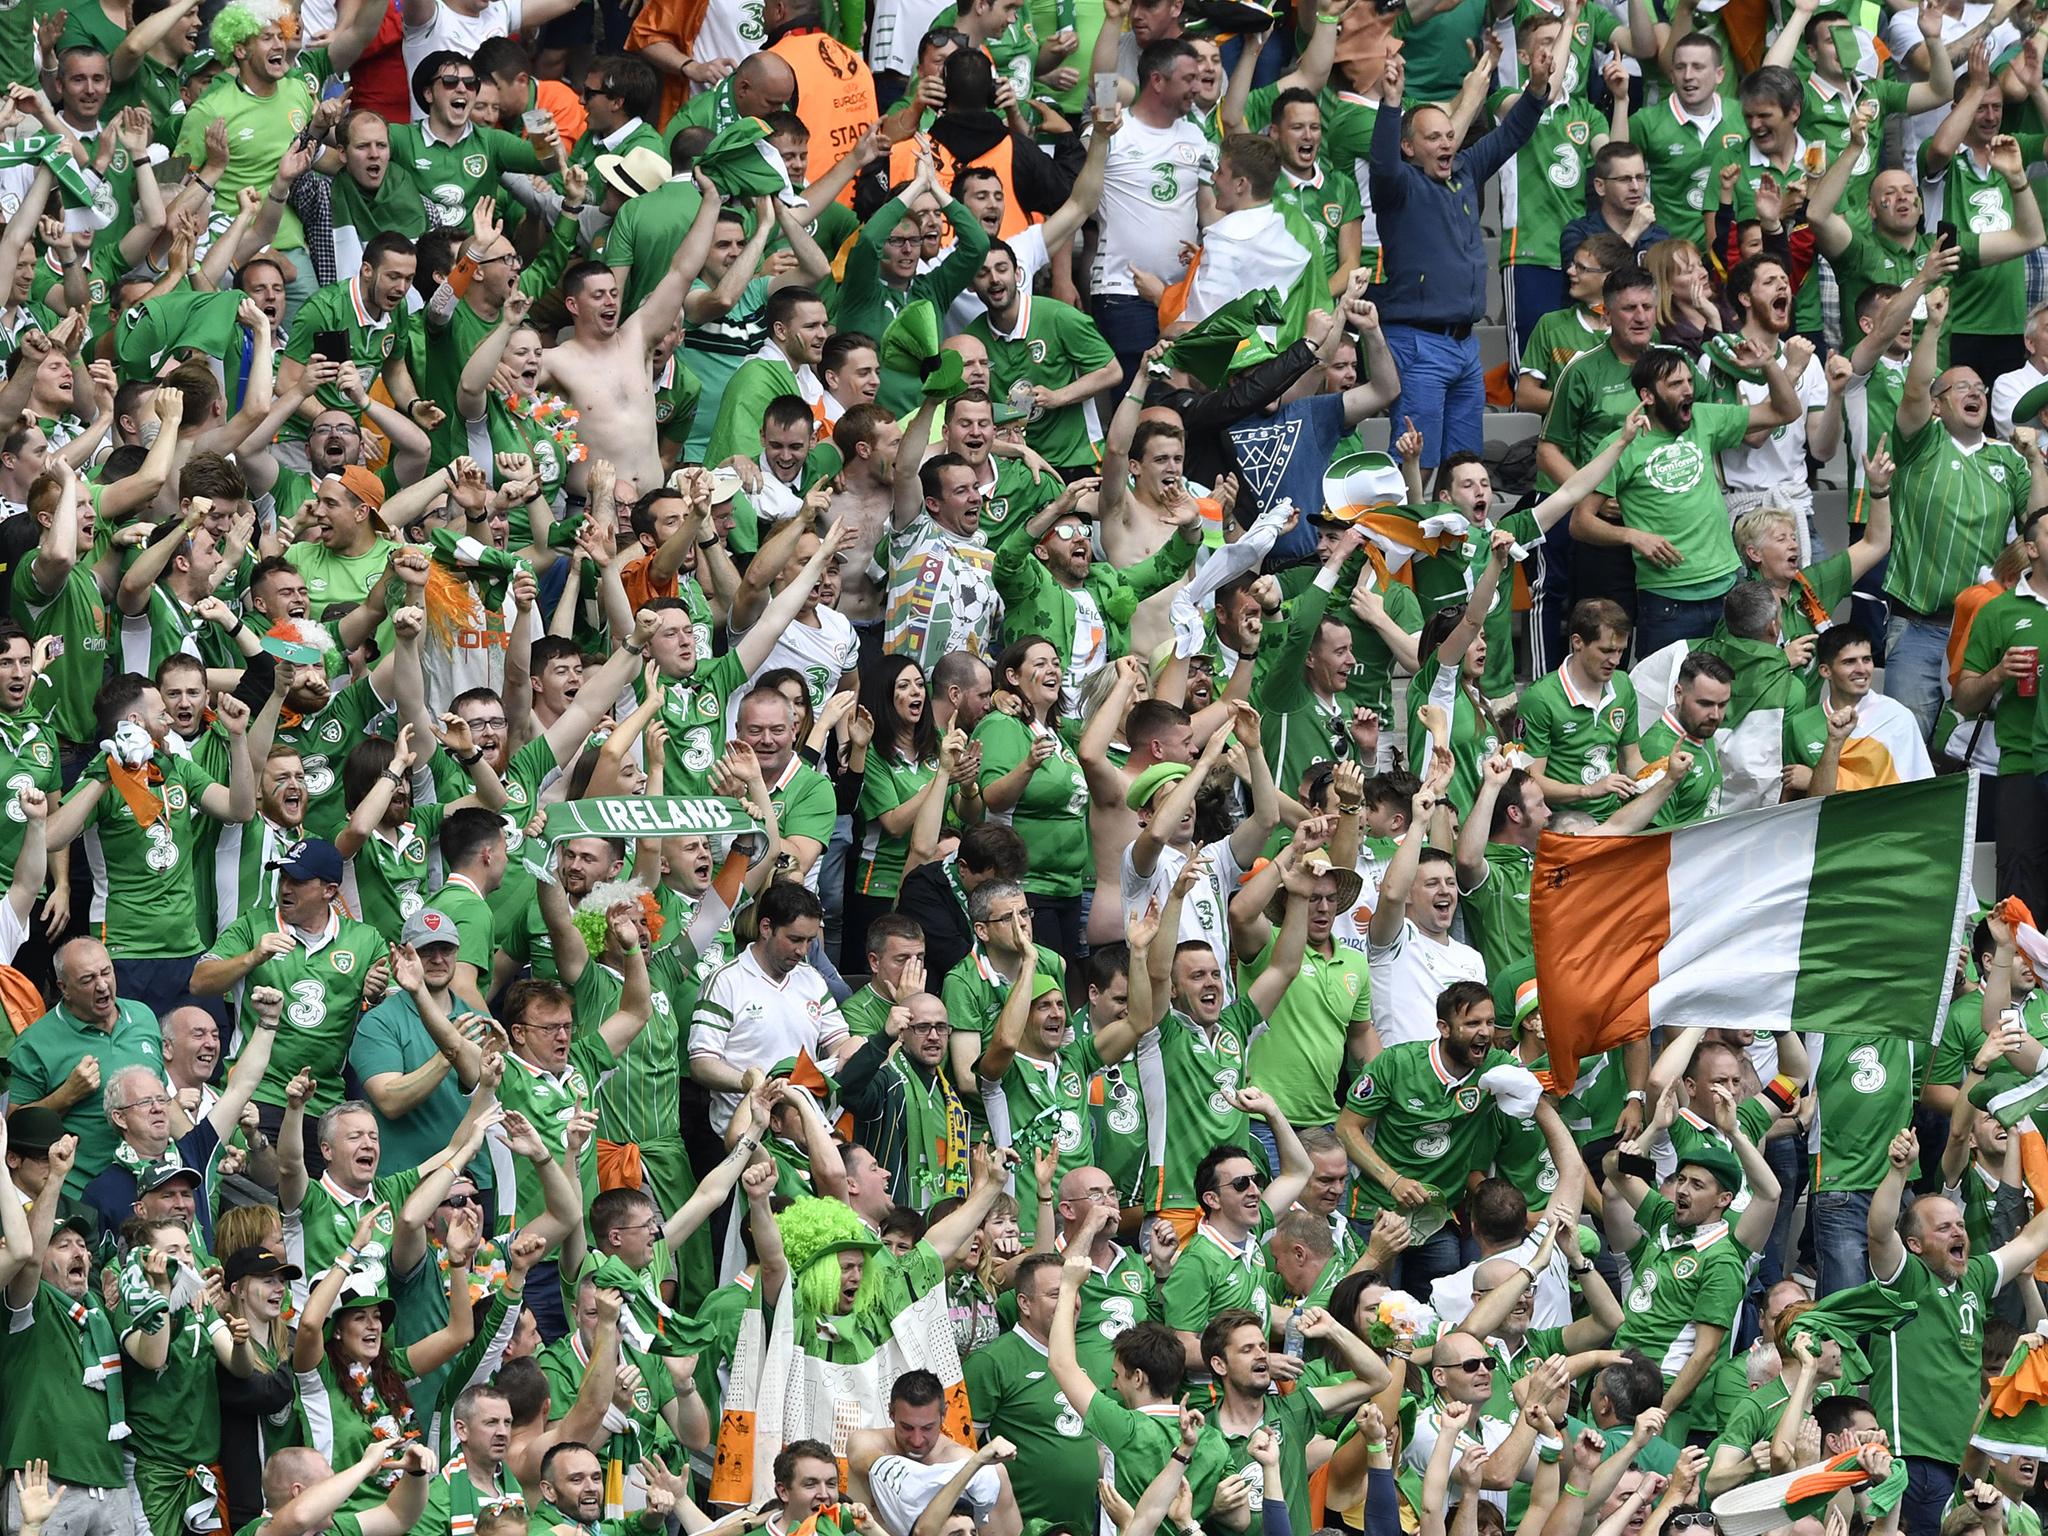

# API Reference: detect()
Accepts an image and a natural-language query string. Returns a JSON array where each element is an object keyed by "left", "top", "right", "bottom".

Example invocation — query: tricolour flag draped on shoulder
[
  {"left": 1531, "top": 775, "right": 1976, "bottom": 1092},
  {"left": 1156, "top": 203, "right": 1319, "bottom": 329},
  {"left": 1631, "top": 636, "right": 1801, "bottom": 813}
]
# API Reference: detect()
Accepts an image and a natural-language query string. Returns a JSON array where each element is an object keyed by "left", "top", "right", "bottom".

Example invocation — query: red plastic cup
[{"left": 2016, "top": 645, "right": 2039, "bottom": 698}]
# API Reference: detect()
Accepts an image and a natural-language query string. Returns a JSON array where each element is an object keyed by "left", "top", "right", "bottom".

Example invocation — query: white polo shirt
[{"left": 690, "top": 946, "right": 847, "bottom": 1131}]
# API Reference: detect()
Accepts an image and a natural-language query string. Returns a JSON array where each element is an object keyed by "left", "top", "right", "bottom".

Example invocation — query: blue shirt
[
  {"left": 1370, "top": 87, "right": 1545, "bottom": 328},
  {"left": 1230, "top": 392, "right": 1350, "bottom": 563}
]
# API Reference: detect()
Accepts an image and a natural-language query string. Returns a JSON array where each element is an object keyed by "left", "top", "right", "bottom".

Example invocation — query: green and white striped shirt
[{"left": 1882, "top": 416, "right": 2030, "bottom": 615}]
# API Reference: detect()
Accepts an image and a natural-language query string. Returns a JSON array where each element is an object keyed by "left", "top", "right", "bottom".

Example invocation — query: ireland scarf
[
  {"left": 69, "top": 1292, "right": 129, "bottom": 1440},
  {"left": 426, "top": 528, "right": 526, "bottom": 612},
  {"left": 541, "top": 797, "right": 761, "bottom": 846},
  {"left": 0, "top": 133, "right": 108, "bottom": 233},
  {"left": 1533, "top": 775, "right": 1976, "bottom": 1093},
  {"left": 579, "top": 1254, "right": 717, "bottom": 1358}
]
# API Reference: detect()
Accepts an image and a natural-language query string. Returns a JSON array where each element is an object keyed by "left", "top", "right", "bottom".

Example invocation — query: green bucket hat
[{"left": 1125, "top": 761, "right": 1190, "bottom": 811}]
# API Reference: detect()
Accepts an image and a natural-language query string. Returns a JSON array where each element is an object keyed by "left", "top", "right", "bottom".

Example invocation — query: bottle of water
[{"left": 1284, "top": 1303, "right": 1304, "bottom": 1361}]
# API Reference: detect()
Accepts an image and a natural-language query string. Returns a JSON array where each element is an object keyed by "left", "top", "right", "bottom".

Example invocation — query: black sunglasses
[
  {"left": 1225, "top": 1173, "right": 1259, "bottom": 1193},
  {"left": 1441, "top": 1357, "right": 1493, "bottom": 1374},
  {"left": 437, "top": 73, "right": 479, "bottom": 90}
]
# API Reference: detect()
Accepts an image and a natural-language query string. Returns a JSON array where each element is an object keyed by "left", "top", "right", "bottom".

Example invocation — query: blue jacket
[{"left": 1369, "top": 88, "right": 1545, "bottom": 329}]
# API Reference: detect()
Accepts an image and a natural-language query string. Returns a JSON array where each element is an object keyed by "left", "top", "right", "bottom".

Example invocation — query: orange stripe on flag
[
  {"left": 1157, "top": 249, "right": 1201, "bottom": 330},
  {"left": 1529, "top": 828, "right": 1675, "bottom": 1092}
]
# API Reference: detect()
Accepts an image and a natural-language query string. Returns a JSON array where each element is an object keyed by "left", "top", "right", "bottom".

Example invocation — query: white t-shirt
[
  {"left": 870, "top": 0, "right": 954, "bottom": 76},
  {"left": 1995, "top": 358, "right": 2048, "bottom": 436},
  {"left": 1430, "top": 1232, "right": 1575, "bottom": 1331},
  {"left": 1090, "top": 115, "right": 1216, "bottom": 298},
  {"left": 1120, "top": 835, "right": 1247, "bottom": 995},
  {"left": 689, "top": 948, "right": 848, "bottom": 1131},
  {"left": 943, "top": 224, "right": 1049, "bottom": 337},
  {"left": 1720, "top": 347, "right": 1827, "bottom": 493},
  {"left": 866, "top": 1455, "right": 998, "bottom": 1536},
  {"left": 695, "top": 0, "right": 766, "bottom": 66},
  {"left": 402, "top": 0, "right": 524, "bottom": 121},
  {"left": 1403, "top": 1403, "right": 1517, "bottom": 1515},
  {"left": 728, "top": 606, "right": 861, "bottom": 734},
  {"left": 1367, "top": 917, "right": 1487, "bottom": 1047}
]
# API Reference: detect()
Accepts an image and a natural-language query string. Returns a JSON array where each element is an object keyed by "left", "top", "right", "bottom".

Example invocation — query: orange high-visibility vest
[
  {"left": 884, "top": 130, "right": 1034, "bottom": 240},
  {"left": 770, "top": 30, "right": 880, "bottom": 189}
]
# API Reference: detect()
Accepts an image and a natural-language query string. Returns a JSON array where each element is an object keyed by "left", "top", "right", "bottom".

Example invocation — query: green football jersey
[
  {"left": 1144, "top": 1000, "right": 1258, "bottom": 1210},
  {"left": 84, "top": 751, "right": 223, "bottom": 958},
  {"left": 962, "top": 1327, "right": 1100, "bottom": 1530},
  {"left": 1344, "top": 1040, "right": 1512, "bottom": 1217},
  {"left": 212, "top": 907, "right": 386, "bottom": 1112},
  {"left": 1518, "top": 663, "right": 1641, "bottom": 820},
  {"left": 1638, "top": 711, "right": 1723, "bottom": 827},
  {"left": 1812, "top": 1035, "right": 1922, "bottom": 1192},
  {"left": 277, "top": 278, "right": 411, "bottom": 442},
  {"left": 1615, "top": 1190, "right": 1746, "bottom": 1382},
  {"left": 1489, "top": 89, "right": 1599, "bottom": 269},
  {"left": 1870, "top": 1249, "right": 2000, "bottom": 1461},
  {"left": 1921, "top": 132, "right": 2047, "bottom": 338},
  {"left": 1629, "top": 96, "right": 1749, "bottom": 247},
  {"left": 0, "top": 1281, "right": 129, "bottom": 1486},
  {"left": 1598, "top": 402, "right": 1751, "bottom": 598},
  {"left": 11, "top": 557, "right": 109, "bottom": 745},
  {"left": 297, "top": 1166, "right": 422, "bottom": 1279},
  {"left": 1460, "top": 842, "right": 1534, "bottom": 978},
  {"left": 1886, "top": 417, "right": 2031, "bottom": 619},
  {"left": 273, "top": 675, "right": 391, "bottom": 840},
  {"left": 0, "top": 707, "right": 61, "bottom": 885}
]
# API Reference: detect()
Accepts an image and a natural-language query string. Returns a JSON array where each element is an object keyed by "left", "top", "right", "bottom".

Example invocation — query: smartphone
[
  {"left": 43, "top": 637, "right": 61, "bottom": 660},
  {"left": 1092, "top": 71, "right": 1118, "bottom": 113},
  {"left": 312, "top": 328, "right": 348, "bottom": 364},
  {"left": 1937, "top": 219, "right": 1960, "bottom": 251}
]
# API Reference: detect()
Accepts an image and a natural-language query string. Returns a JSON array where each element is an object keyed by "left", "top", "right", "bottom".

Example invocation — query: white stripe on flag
[{"left": 1651, "top": 798, "right": 1822, "bottom": 1032}]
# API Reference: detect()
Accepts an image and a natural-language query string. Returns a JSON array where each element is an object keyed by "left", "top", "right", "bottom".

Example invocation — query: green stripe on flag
[{"left": 1788, "top": 776, "right": 1975, "bottom": 1041}]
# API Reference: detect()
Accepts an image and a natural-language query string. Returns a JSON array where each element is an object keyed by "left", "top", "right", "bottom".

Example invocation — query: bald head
[{"left": 735, "top": 53, "right": 796, "bottom": 113}]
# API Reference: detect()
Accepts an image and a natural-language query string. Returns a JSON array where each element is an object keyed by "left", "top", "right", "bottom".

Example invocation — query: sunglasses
[
  {"left": 440, "top": 1193, "right": 479, "bottom": 1209},
  {"left": 1669, "top": 1517, "right": 1715, "bottom": 1530},
  {"left": 1225, "top": 1173, "right": 1260, "bottom": 1193},
  {"left": 1050, "top": 521, "right": 1089, "bottom": 542},
  {"left": 437, "top": 73, "right": 479, "bottom": 90},
  {"left": 1441, "top": 1357, "right": 1493, "bottom": 1374}
]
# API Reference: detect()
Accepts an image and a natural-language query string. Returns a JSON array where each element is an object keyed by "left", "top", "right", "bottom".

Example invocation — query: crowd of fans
[{"left": 2, "top": 0, "right": 2048, "bottom": 1535}]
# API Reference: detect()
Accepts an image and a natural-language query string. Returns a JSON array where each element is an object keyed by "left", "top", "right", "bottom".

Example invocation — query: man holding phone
[{"left": 275, "top": 233, "right": 428, "bottom": 459}]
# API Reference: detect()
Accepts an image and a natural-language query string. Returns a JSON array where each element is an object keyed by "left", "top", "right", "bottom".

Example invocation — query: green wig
[
  {"left": 210, "top": 0, "right": 290, "bottom": 57},
  {"left": 777, "top": 1196, "right": 890, "bottom": 1336}
]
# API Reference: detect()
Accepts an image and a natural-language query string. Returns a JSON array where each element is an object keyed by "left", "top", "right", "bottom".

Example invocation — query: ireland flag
[{"left": 1532, "top": 776, "right": 1976, "bottom": 1092}]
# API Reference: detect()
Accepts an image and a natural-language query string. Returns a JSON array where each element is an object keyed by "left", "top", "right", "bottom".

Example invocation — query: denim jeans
[
  {"left": 1384, "top": 1219, "right": 1466, "bottom": 1295},
  {"left": 1901, "top": 1458, "right": 1961, "bottom": 1536},
  {"left": 1383, "top": 324, "right": 1484, "bottom": 469},
  {"left": 1509, "top": 265, "right": 1565, "bottom": 366},
  {"left": 1883, "top": 614, "right": 1955, "bottom": 739},
  {"left": 1811, "top": 1187, "right": 1874, "bottom": 1297},
  {"left": 1092, "top": 293, "right": 1163, "bottom": 393},
  {"left": 1759, "top": 1129, "right": 1807, "bottom": 1289},
  {"left": 1635, "top": 588, "right": 1730, "bottom": 656}
]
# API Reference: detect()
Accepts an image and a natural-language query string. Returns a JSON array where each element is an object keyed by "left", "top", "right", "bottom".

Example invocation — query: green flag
[{"left": 115, "top": 288, "right": 247, "bottom": 382}]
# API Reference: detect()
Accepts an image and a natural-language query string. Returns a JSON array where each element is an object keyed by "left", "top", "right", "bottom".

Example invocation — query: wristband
[
  {"left": 382, "top": 768, "right": 406, "bottom": 786},
  {"left": 1563, "top": 1484, "right": 1590, "bottom": 1499},
  {"left": 454, "top": 746, "right": 484, "bottom": 767},
  {"left": 1624, "top": 1089, "right": 1647, "bottom": 1104},
  {"left": 1363, "top": 1441, "right": 1388, "bottom": 1454},
  {"left": 1170, "top": 1450, "right": 1192, "bottom": 1464},
  {"left": 1316, "top": 9, "right": 1340, "bottom": 18}
]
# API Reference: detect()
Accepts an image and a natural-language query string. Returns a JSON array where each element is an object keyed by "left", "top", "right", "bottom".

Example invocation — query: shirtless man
[
  {"left": 848, "top": 1370, "right": 1023, "bottom": 1536},
  {"left": 1099, "top": 393, "right": 1207, "bottom": 658},
  {"left": 541, "top": 174, "right": 723, "bottom": 492},
  {"left": 826, "top": 401, "right": 903, "bottom": 627}
]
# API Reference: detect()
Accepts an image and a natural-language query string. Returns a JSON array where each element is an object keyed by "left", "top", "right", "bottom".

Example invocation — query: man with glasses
[
  {"left": 994, "top": 477, "right": 1195, "bottom": 713},
  {"left": 276, "top": 234, "right": 425, "bottom": 467},
  {"left": 1049, "top": 1163, "right": 1167, "bottom": 1386},
  {"left": 568, "top": 55, "right": 664, "bottom": 180},
  {"left": 80, "top": 986, "right": 279, "bottom": 1245},
  {"left": 389, "top": 51, "right": 561, "bottom": 231},
  {"left": 1402, "top": 1329, "right": 1565, "bottom": 1516},
  {"left": 411, "top": 164, "right": 592, "bottom": 471},
  {"left": 840, "top": 990, "right": 971, "bottom": 1212},
  {"left": 1884, "top": 284, "right": 2046, "bottom": 735},
  {"left": 1161, "top": 1123, "right": 1315, "bottom": 1372},
  {"left": 1560, "top": 144, "right": 1672, "bottom": 270}
]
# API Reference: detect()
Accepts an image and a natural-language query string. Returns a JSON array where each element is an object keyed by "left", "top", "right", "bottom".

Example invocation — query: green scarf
[
  {"left": 0, "top": 134, "right": 101, "bottom": 221},
  {"left": 426, "top": 528, "right": 527, "bottom": 612},
  {"left": 894, "top": 1054, "right": 969, "bottom": 1209},
  {"left": 68, "top": 1291, "right": 129, "bottom": 1440}
]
